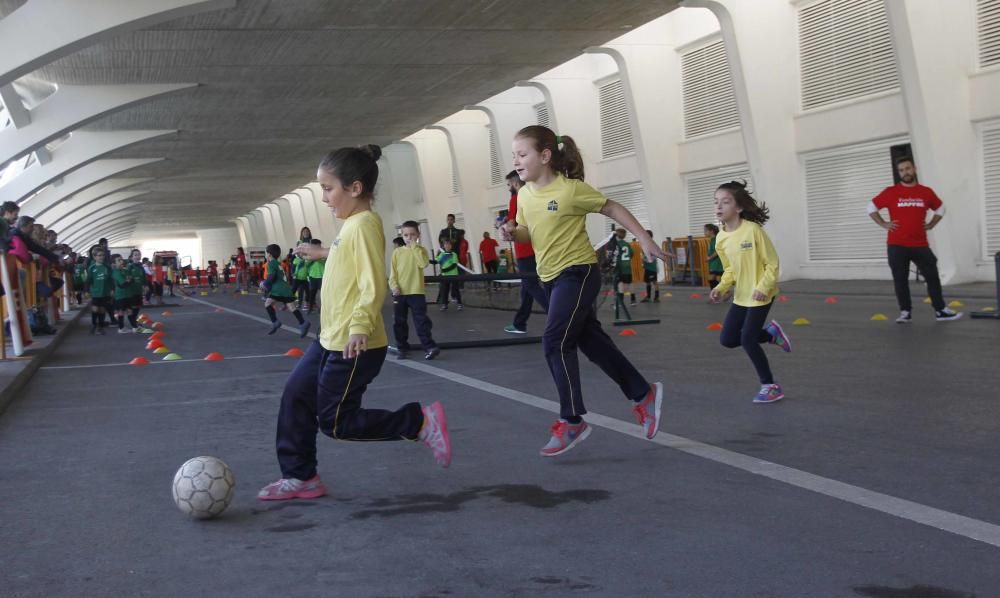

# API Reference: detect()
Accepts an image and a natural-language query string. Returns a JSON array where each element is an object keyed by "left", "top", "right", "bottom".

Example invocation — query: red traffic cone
[
  {"left": 778, "top": 295, "right": 789, "bottom": 303},
  {"left": 618, "top": 328, "right": 637, "bottom": 337},
  {"left": 146, "top": 339, "right": 163, "bottom": 350},
  {"left": 152, "top": 322, "right": 165, "bottom": 329},
  {"left": 129, "top": 357, "right": 149, "bottom": 366},
  {"left": 824, "top": 297, "right": 838, "bottom": 304},
  {"left": 161, "top": 310, "right": 173, "bottom": 316},
  {"left": 204, "top": 352, "right": 224, "bottom": 361},
  {"left": 690, "top": 293, "right": 702, "bottom": 299},
  {"left": 707, "top": 322, "right": 722, "bottom": 330},
  {"left": 150, "top": 331, "right": 165, "bottom": 340},
  {"left": 285, "top": 347, "right": 305, "bottom": 357}
]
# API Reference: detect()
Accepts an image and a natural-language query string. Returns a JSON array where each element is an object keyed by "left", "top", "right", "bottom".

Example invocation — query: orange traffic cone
[
  {"left": 152, "top": 322, "right": 165, "bottom": 329},
  {"left": 691, "top": 293, "right": 702, "bottom": 299},
  {"left": 824, "top": 297, "right": 838, "bottom": 304},
  {"left": 204, "top": 352, "right": 224, "bottom": 361},
  {"left": 707, "top": 322, "right": 722, "bottom": 330},
  {"left": 161, "top": 310, "right": 173, "bottom": 316},
  {"left": 129, "top": 357, "right": 149, "bottom": 366},
  {"left": 618, "top": 328, "right": 637, "bottom": 337},
  {"left": 778, "top": 295, "right": 790, "bottom": 303},
  {"left": 285, "top": 347, "right": 305, "bottom": 357},
  {"left": 150, "top": 331, "right": 165, "bottom": 340},
  {"left": 146, "top": 339, "right": 163, "bottom": 350}
]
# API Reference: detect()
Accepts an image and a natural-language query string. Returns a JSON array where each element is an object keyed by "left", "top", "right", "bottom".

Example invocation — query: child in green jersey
[
  {"left": 87, "top": 248, "right": 113, "bottom": 335},
  {"left": 260, "top": 244, "right": 310, "bottom": 338}
]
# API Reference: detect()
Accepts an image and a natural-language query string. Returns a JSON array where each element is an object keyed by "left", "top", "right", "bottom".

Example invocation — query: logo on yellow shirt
[
  {"left": 740, "top": 241, "right": 753, "bottom": 251},
  {"left": 547, "top": 200, "right": 558, "bottom": 212},
  {"left": 332, "top": 238, "right": 341, "bottom": 248}
]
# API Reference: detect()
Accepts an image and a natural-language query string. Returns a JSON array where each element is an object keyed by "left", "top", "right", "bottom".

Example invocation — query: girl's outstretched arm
[{"left": 600, "top": 200, "right": 667, "bottom": 261}]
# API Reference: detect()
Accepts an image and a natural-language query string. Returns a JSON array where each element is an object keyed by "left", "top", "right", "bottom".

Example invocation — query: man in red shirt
[
  {"left": 868, "top": 157, "right": 962, "bottom": 323},
  {"left": 479, "top": 232, "right": 500, "bottom": 273},
  {"left": 504, "top": 170, "right": 549, "bottom": 334}
]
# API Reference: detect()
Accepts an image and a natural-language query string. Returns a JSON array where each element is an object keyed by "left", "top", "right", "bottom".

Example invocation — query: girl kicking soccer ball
[
  {"left": 707, "top": 181, "right": 791, "bottom": 403},
  {"left": 501, "top": 126, "right": 665, "bottom": 457},
  {"left": 258, "top": 145, "right": 451, "bottom": 501}
]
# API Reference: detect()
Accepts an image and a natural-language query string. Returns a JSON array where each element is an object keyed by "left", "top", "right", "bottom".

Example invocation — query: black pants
[
  {"left": 308, "top": 277, "right": 322, "bottom": 307},
  {"left": 512, "top": 255, "right": 549, "bottom": 331},
  {"left": 542, "top": 264, "right": 649, "bottom": 421},
  {"left": 393, "top": 294, "right": 437, "bottom": 351},
  {"left": 484, "top": 260, "right": 499, "bottom": 273},
  {"left": 720, "top": 301, "right": 775, "bottom": 384},
  {"left": 275, "top": 342, "right": 424, "bottom": 480},
  {"left": 887, "top": 245, "right": 945, "bottom": 312},
  {"left": 438, "top": 279, "right": 461, "bottom": 305},
  {"left": 292, "top": 279, "right": 309, "bottom": 304}
]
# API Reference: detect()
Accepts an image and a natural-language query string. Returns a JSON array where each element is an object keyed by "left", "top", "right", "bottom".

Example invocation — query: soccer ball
[{"left": 172, "top": 456, "right": 236, "bottom": 520}]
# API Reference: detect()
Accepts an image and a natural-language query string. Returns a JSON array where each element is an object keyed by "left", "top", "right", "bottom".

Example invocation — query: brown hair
[
  {"left": 318, "top": 144, "right": 382, "bottom": 198},
  {"left": 716, "top": 180, "right": 769, "bottom": 225},
  {"left": 514, "top": 125, "right": 585, "bottom": 181}
]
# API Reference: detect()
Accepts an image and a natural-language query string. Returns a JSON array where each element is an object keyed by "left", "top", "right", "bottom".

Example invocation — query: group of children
[
  {"left": 78, "top": 246, "right": 155, "bottom": 335},
  {"left": 258, "top": 125, "right": 790, "bottom": 499}
]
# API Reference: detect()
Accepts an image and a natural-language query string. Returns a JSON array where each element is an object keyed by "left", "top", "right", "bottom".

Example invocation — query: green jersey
[
  {"left": 307, "top": 258, "right": 325, "bottom": 279},
  {"left": 437, "top": 251, "right": 458, "bottom": 276},
  {"left": 128, "top": 262, "right": 146, "bottom": 296},
  {"left": 292, "top": 256, "right": 310, "bottom": 280},
  {"left": 73, "top": 263, "right": 87, "bottom": 286},
  {"left": 707, "top": 236, "right": 723, "bottom": 272},
  {"left": 615, "top": 240, "right": 633, "bottom": 275},
  {"left": 88, "top": 263, "right": 112, "bottom": 298},
  {"left": 111, "top": 268, "right": 132, "bottom": 300},
  {"left": 265, "top": 258, "right": 292, "bottom": 297}
]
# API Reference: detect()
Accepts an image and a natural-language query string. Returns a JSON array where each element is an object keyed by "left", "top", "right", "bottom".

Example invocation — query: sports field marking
[
  {"left": 185, "top": 295, "right": 1000, "bottom": 549},
  {"left": 40, "top": 353, "right": 290, "bottom": 370}
]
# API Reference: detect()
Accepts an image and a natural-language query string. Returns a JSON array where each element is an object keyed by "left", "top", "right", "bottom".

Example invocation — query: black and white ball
[{"left": 172, "top": 456, "right": 235, "bottom": 519}]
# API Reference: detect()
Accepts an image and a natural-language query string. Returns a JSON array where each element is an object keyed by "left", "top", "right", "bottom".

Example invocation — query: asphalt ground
[{"left": 1, "top": 281, "right": 998, "bottom": 598}]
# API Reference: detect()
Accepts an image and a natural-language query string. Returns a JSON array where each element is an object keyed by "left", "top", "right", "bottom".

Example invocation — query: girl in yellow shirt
[
  {"left": 707, "top": 181, "right": 792, "bottom": 404},
  {"left": 258, "top": 145, "right": 451, "bottom": 501},
  {"left": 501, "top": 125, "right": 666, "bottom": 457}
]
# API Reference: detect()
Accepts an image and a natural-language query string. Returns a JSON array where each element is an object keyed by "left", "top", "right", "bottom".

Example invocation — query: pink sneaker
[
  {"left": 632, "top": 382, "right": 663, "bottom": 440},
  {"left": 540, "top": 420, "right": 591, "bottom": 457},
  {"left": 256, "top": 474, "right": 327, "bottom": 501},
  {"left": 420, "top": 401, "right": 452, "bottom": 467}
]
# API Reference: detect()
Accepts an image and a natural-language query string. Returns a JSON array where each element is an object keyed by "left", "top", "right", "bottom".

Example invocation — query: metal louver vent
[
  {"left": 799, "top": 0, "right": 899, "bottom": 110},
  {"left": 983, "top": 124, "right": 1000, "bottom": 256},
  {"left": 682, "top": 39, "right": 740, "bottom": 139},
  {"left": 450, "top": 161, "right": 459, "bottom": 195},
  {"left": 601, "top": 182, "right": 649, "bottom": 233},
  {"left": 488, "top": 125, "right": 502, "bottom": 186},
  {"left": 685, "top": 165, "right": 753, "bottom": 236},
  {"left": 979, "top": 0, "right": 1000, "bottom": 67},
  {"left": 598, "top": 79, "right": 635, "bottom": 159},
  {"left": 533, "top": 102, "right": 550, "bottom": 128},
  {"left": 804, "top": 139, "right": 902, "bottom": 260}
]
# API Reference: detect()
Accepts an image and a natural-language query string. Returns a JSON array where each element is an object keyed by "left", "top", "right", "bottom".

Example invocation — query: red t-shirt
[
  {"left": 507, "top": 192, "right": 534, "bottom": 259},
  {"left": 872, "top": 183, "right": 942, "bottom": 248},
  {"left": 479, "top": 238, "right": 499, "bottom": 263},
  {"left": 236, "top": 254, "right": 247, "bottom": 270}
]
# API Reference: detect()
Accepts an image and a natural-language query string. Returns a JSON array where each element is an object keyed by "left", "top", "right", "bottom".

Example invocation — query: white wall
[{"left": 197, "top": 226, "right": 240, "bottom": 267}]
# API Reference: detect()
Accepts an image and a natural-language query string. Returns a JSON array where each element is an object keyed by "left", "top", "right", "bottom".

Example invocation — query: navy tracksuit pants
[
  {"left": 542, "top": 264, "right": 649, "bottom": 421},
  {"left": 512, "top": 255, "right": 549, "bottom": 331},
  {"left": 275, "top": 341, "right": 424, "bottom": 481},
  {"left": 719, "top": 301, "right": 775, "bottom": 384},
  {"left": 393, "top": 294, "right": 437, "bottom": 351}
]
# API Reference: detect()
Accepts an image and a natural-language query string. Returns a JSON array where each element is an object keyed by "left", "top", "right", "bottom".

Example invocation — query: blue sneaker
[
  {"left": 765, "top": 320, "right": 791, "bottom": 353},
  {"left": 753, "top": 384, "right": 785, "bottom": 404},
  {"left": 540, "top": 420, "right": 591, "bottom": 457}
]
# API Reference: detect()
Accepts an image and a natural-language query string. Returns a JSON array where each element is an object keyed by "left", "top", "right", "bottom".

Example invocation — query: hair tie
[{"left": 555, "top": 135, "right": 562, "bottom": 145}]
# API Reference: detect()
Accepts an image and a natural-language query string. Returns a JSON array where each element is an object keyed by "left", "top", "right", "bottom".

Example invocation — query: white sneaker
[{"left": 895, "top": 310, "right": 912, "bottom": 324}]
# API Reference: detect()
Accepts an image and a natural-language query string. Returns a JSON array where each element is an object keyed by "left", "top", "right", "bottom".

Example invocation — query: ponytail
[{"left": 515, "top": 126, "right": 585, "bottom": 181}]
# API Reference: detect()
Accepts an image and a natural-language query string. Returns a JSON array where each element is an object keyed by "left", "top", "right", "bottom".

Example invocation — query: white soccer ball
[{"left": 172, "top": 456, "right": 236, "bottom": 520}]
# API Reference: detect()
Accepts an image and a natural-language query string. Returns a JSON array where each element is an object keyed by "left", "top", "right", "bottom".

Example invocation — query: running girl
[
  {"left": 258, "top": 145, "right": 451, "bottom": 501},
  {"left": 707, "top": 181, "right": 791, "bottom": 403},
  {"left": 260, "top": 244, "right": 310, "bottom": 338},
  {"left": 500, "top": 125, "right": 664, "bottom": 457}
]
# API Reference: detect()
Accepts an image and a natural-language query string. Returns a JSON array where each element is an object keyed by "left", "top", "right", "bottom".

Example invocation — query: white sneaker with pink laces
[
  {"left": 257, "top": 474, "right": 327, "bottom": 501},
  {"left": 420, "top": 401, "right": 452, "bottom": 467}
]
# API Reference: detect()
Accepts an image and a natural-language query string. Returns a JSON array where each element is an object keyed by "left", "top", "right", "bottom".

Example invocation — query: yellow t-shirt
[
  {"left": 715, "top": 220, "right": 780, "bottom": 307},
  {"left": 515, "top": 175, "right": 607, "bottom": 282},
  {"left": 388, "top": 244, "right": 429, "bottom": 295},
  {"left": 320, "top": 210, "right": 389, "bottom": 351}
]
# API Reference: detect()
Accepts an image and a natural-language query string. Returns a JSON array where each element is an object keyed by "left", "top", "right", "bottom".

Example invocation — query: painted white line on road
[{"left": 186, "top": 291, "right": 1000, "bottom": 550}]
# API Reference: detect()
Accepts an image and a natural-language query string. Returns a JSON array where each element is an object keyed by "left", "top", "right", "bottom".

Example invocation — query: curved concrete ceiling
[{"left": 1, "top": 0, "right": 677, "bottom": 235}]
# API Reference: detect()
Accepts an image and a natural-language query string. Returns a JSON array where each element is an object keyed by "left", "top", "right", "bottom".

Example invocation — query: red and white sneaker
[
  {"left": 420, "top": 401, "right": 452, "bottom": 467},
  {"left": 632, "top": 382, "right": 663, "bottom": 440},
  {"left": 540, "top": 420, "right": 591, "bottom": 457},
  {"left": 256, "top": 474, "right": 327, "bottom": 501}
]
